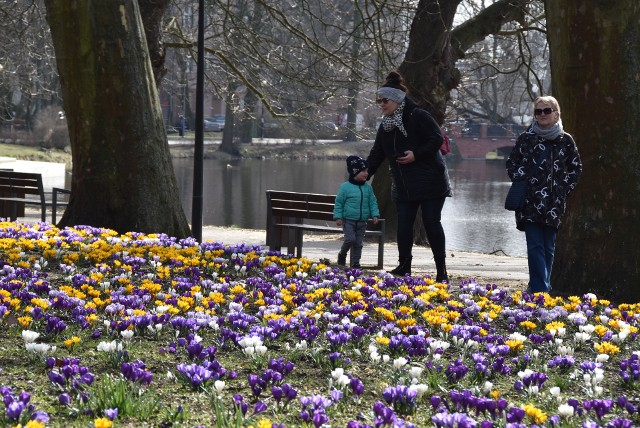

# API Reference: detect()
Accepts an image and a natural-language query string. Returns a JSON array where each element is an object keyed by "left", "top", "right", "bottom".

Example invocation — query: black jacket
[
  {"left": 366, "top": 98, "right": 452, "bottom": 201},
  {"left": 506, "top": 129, "right": 582, "bottom": 231}
]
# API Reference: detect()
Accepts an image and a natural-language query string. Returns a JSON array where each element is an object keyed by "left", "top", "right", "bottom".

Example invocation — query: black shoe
[
  {"left": 351, "top": 263, "right": 361, "bottom": 268},
  {"left": 337, "top": 253, "right": 346, "bottom": 266},
  {"left": 390, "top": 257, "right": 412, "bottom": 276},
  {"left": 435, "top": 274, "right": 449, "bottom": 284}
]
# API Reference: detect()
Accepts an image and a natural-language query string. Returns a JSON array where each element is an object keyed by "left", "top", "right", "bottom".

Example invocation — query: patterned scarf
[{"left": 381, "top": 99, "right": 407, "bottom": 137}]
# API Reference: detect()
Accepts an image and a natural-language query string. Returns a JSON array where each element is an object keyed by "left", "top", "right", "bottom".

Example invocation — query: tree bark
[
  {"left": 44, "top": 0, "right": 191, "bottom": 238},
  {"left": 545, "top": 1, "right": 640, "bottom": 302},
  {"left": 138, "top": 0, "right": 171, "bottom": 86}
]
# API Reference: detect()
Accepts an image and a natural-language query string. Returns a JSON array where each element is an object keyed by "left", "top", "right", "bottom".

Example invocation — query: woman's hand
[{"left": 396, "top": 150, "right": 415, "bottom": 164}]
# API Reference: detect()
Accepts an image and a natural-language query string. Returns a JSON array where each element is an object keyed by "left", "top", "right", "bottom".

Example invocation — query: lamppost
[{"left": 191, "top": 0, "right": 205, "bottom": 241}]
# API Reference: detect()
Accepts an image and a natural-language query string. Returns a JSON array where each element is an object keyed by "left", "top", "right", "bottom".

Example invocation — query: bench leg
[
  {"left": 52, "top": 192, "right": 58, "bottom": 224},
  {"left": 286, "top": 228, "right": 297, "bottom": 256},
  {"left": 9, "top": 201, "right": 17, "bottom": 221},
  {"left": 283, "top": 228, "right": 304, "bottom": 258},
  {"left": 296, "top": 230, "right": 303, "bottom": 258},
  {"left": 377, "top": 235, "right": 384, "bottom": 269}
]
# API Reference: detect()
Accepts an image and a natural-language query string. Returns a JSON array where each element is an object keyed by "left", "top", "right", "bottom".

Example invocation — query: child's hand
[
  {"left": 336, "top": 219, "right": 343, "bottom": 227},
  {"left": 373, "top": 217, "right": 379, "bottom": 224}
]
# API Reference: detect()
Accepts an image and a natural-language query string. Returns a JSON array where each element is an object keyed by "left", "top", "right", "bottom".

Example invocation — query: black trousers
[{"left": 395, "top": 197, "right": 446, "bottom": 261}]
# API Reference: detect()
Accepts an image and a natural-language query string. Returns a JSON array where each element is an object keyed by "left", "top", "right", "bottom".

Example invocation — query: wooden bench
[
  {"left": 0, "top": 171, "right": 69, "bottom": 223},
  {"left": 266, "top": 190, "right": 385, "bottom": 268}
]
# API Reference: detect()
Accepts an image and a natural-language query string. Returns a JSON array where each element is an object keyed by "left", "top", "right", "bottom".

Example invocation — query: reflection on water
[{"left": 172, "top": 158, "right": 526, "bottom": 257}]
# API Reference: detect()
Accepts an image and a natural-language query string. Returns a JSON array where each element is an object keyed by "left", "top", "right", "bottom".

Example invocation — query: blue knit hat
[{"left": 346, "top": 155, "right": 367, "bottom": 177}]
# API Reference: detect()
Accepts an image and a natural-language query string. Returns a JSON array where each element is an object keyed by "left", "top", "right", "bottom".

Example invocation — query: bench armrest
[
  {"left": 53, "top": 187, "right": 71, "bottom": 195},
  {"left": 52, "top": 188, "right": 71, "bottom": 224}
]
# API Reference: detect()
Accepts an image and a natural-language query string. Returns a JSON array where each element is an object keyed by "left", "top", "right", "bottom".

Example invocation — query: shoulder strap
[
  {"left": 534, "top": 144, "right": 552, "bottom": 165},
  {"left": 526, "top": 144, "right": 551, "bottom": 176}
]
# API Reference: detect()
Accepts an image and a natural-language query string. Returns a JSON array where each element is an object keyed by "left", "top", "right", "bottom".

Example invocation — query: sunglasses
[
  {"left": 534, "top": 107, "right": 556, "bottom": 116},
  {"left": 376, "top": 98, "right": 391, "bottom": 105}
]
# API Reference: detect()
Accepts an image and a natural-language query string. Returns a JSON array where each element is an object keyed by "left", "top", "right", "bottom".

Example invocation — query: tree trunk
[
  {"left": 545, "top": 1, "right": 640, "bottom": 302},
  {"left": 219, "top": 97, "right": 240, "bottom": 155},
  {"left": 370, "top": 159, "right": 397, "bottom": 239},
  {"left": 44, "top": 0, "right": 191, "bottom": 238},
  {"left": 138, "top": 0, "right": 171, "bottom": 86}
]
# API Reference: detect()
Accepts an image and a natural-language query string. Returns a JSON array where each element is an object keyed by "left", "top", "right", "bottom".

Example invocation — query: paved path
[{"left": 202, "top": 226, "right": 529, "bottom": 287}]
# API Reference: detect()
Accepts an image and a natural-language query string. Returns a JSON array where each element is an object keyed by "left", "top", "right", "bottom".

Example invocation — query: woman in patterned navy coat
[{"left": 506, "top": 96, "right": 582, "bottom": 293}]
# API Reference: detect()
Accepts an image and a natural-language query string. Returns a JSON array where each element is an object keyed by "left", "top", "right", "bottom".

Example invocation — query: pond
[{"left": 172, "top": 158, "right": 525, "bottom": 257}]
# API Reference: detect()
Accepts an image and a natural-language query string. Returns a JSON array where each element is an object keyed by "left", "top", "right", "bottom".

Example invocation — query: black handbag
[
  {"left": 505, "top": 145, "right": 552, "bottom": 211},
  {"left": 504, "top": 179, "right": 528, "bottom": 211}
]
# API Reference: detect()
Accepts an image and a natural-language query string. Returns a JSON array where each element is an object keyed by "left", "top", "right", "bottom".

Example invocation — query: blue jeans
[
  {"left": 340, "top": 220, "right": 367, "bottom": 266},
  {"left": 524, "top": 222, "right": 557, "bottom": 292}
]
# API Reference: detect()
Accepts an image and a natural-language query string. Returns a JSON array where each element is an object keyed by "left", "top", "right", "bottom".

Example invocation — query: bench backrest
[
  {"left": 0, "top": 171, "right": 45, "bottom": 198},
  {"left": 267, "top": 190, "right": 336, "bottom": 222}
]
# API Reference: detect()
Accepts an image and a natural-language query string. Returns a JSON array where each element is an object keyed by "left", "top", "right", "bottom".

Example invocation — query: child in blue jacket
[{"left": 334, "top": 156, "right": 380, "bottom": 268}]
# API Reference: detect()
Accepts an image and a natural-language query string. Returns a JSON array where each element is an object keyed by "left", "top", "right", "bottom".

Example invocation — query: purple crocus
[
  {"left": 176, "top": 363, "right": 212, "bottom": 389},
  {"left": 58, "top": 393, "right": 71, "bottom": 406},
  {"left": 6, "top": 400, "right": 25, "bottom": 421},
  {"left": 382, "top": 385, "right": 418, "bottom": 416},
  {"left": 104, "top": 408, "right": 118, "bottom": 420},
  {"left": 121, "top": 360, "right": 154, "bottom": 385}
]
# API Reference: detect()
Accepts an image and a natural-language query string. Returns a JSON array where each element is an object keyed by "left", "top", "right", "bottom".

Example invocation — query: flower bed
[{"left": 0, "top": 220, "right": 639, "bottom": 427}]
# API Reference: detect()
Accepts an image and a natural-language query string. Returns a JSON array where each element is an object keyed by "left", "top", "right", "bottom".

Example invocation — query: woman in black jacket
[
  {"left": 506, "top": 96, "right": 582, "bottom": 293},
  {"left": 366, "top": 71, "right": 452, "bottom": 282}
]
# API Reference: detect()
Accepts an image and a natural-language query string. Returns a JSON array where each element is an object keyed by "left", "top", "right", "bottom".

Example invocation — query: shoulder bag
[{"left": 504, "top": 145, "right": 551, "bottom": 211}]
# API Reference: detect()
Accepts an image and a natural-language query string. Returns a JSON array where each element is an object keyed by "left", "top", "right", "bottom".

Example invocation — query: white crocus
[
  {"left": 409, "top": 383, "right": 429, "bottom": 398},
  {"left": 147, "top": 324, "right": 163, "bottom": 334},
  {"left": 574, "top": 332, "right": 591, "bottom": 343},
  {"left": 26, "top": 343, "right": 56, "bottom": 355},
  {"left": 409, "top": 366, "right": 424, "bottom": 379},
  {"left": 156, "top": 305, "right": 169, "bottom": 314},
  {"left": 558, "top": 403, "right": 574, "bottom": 417},
  {"left": 336, "top": 374, "right": 350, "bottom": 388},
  {"left": 120, "top": 330, "right": 134, "bottom": 340},
  {"left": 213, "top": 380, "right": 226, "bottom": 393},
  {"left": 21, "top": 330, "right": 40, "bottom": 343},
  {"left": 393, "top": 357, "right": 408, "bottom": 369},
  {"left": 549, "top": 386, "right": 562, "bottom": 402},
  {"left": 97, "top": 340, "right": 122, "bottom": 353},
  {"left": 331, "top": 368, "right": 345, "bottom": 380},
  {"left": 579, "top": 324, "right": 596, "bottom": 334}
]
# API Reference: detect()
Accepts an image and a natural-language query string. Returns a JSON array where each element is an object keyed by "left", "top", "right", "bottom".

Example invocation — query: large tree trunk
[
  {"left": 44, "top": 0, "right": 191, "bottom": 238},
  {"left": 546, "top": 1, "right": 640, "bottom": 302}
]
